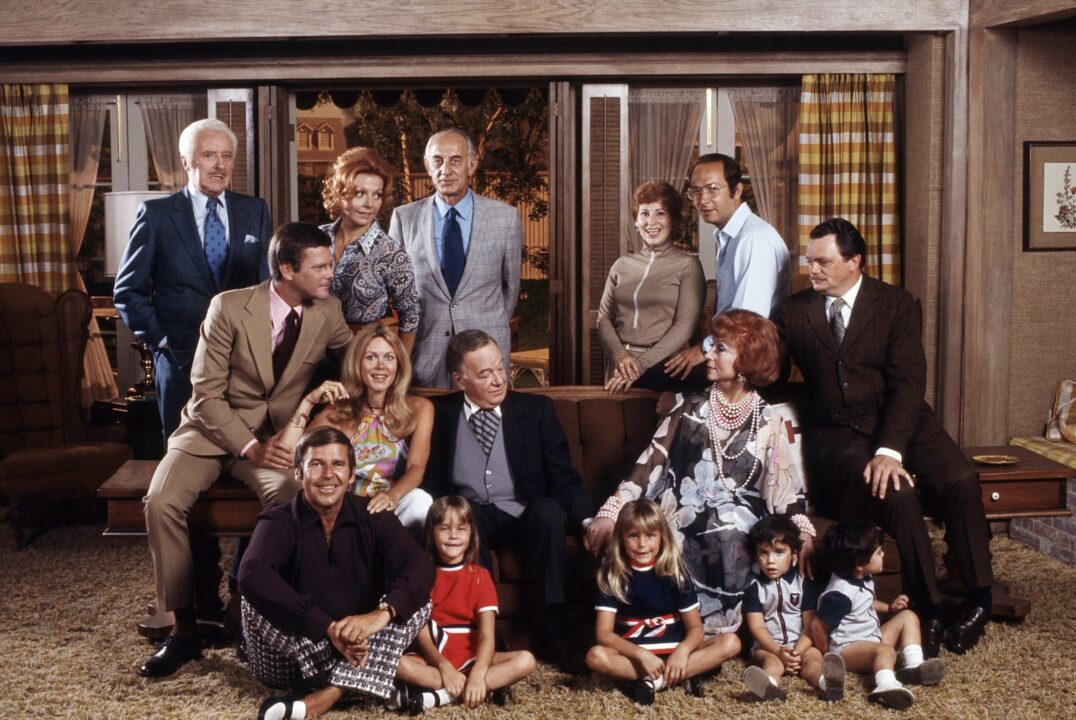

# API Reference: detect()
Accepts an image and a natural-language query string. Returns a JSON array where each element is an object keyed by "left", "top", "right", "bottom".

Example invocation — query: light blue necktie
[
  {"left": 717, "top": 231, "right": 730, "bottom": 271},
  {"left": 204, "top": 197, "right": 227, "bottom": 288}
]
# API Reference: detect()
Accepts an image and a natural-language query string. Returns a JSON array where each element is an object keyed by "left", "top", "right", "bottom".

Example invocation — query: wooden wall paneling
[
  {"left": 207, "top": 89, "right": 255, "bottom": 196},
  {"left": 961, "top": 27, "right": 1017, "bottom": 444},
  {"left": 971, "top": 0, "right": 1076, "bottom": 28},
  {"left": 936, "top": 28, "right": 971, "bottom": 439},
  {"left": 0, "top": 52, "right": 907, "bottom": 86},
  {"left": 256, "top": 86, "right": 293, "bottom": 230},
  {"left": 548, "top": 82, "right": 579, "bottom": 385},
  {"left": 0, "top": 1, "right": 965, "bottom": 45},
  {"left": 902, "top": 34, "right": 947, "bottom": 408},
  {"left": 581, "top": 85, "right": 629, "bottom": 386}
]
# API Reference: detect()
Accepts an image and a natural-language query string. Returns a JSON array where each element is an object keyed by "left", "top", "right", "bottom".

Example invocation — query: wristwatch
[
  {"left": 701, "top": 335, "right": 715, "bottom": 353},
  {"left": 377, "top": 598, "right": 396, "bottom": 621}
]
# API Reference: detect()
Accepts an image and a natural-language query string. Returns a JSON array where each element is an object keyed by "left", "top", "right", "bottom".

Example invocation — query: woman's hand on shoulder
[
  {"left": 583, "top": 517, "right": 615, "bottom": 556},
  {"left": 303, "top": 380, "right": 349, "bottom": 408},
  {"left": 797, "top": 533, "right": 815, "bottom": 580},
  {"left": 366, "top": 491, "right": 397, "bottom": 514}
]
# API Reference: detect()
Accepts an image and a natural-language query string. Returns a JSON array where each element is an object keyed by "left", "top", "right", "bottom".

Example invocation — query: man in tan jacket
[{"left": 139, "top": 222, "right": 352, "bottom": 678}]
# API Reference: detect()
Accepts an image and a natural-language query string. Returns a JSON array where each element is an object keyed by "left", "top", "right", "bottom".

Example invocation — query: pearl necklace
[{"left": 706, "top": 385, "right": 761, "bottom": 488}]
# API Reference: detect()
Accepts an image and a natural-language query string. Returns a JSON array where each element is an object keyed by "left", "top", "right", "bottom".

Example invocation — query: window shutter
[
  {"left": 581, "top": 85, "right": 629, "bottom": 385},
  {"left": 207, "top": 89, "right": 255, "bottom": 195}
]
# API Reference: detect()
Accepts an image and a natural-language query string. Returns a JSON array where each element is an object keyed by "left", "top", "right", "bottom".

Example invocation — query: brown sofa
[
  {"left": 100, "top": 384, "right": 902, "bottom": 645},
  {"left": 486, "top": 386, "right": 901, "bottom": 647}
]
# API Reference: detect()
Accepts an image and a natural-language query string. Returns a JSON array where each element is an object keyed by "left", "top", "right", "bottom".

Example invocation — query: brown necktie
[{"left": 273, "top": 309, "right": 300, "bottom": 381}]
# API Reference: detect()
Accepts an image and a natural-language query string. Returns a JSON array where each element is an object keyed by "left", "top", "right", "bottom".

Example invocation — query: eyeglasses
[{"left": 686, "top": 184, "right": 727, "bottom": 200}]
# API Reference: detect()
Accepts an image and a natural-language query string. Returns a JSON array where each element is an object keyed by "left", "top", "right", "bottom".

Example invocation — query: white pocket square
[{"left": 244, "top": 234, "right": 259, "bottom": 244}]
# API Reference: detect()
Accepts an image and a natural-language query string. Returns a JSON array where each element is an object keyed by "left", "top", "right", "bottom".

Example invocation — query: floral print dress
[{"left": 609, "top": 391, "right": 804, "bottom": 634}]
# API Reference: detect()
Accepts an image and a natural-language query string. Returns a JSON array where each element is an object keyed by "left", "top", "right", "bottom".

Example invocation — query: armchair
[{"left": 0, "top": 283, "right": 132, "bottom": 548}]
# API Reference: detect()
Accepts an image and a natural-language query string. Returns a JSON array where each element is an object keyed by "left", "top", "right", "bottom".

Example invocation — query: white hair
[
  {"left": 424, "top": 128, "right": 476, "bottom": 163},
  {"left": 178, "top": 118, "right": 237, "bottom": 162}
]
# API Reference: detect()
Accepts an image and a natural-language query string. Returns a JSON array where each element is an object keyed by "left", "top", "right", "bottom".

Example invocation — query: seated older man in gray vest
[{"left": 422, "top": 329, "right": 594, "bottom": 671}]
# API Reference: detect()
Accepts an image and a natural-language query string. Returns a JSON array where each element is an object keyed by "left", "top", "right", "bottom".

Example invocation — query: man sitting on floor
[{"left": 239, "top": 426, "right": 435, "bottom": 719}]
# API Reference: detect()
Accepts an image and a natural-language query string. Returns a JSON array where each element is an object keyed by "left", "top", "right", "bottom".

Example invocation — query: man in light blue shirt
[{"left": 665, "top": 153, "right": 789, "bottom": 380}]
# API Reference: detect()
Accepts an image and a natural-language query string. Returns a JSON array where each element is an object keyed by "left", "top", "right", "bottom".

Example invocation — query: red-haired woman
[
  {"left": 585, "top": 309, "right": 812, "bottom": 637},
  {"left": 597, "top": 180, "right": 706, "bottom": 393},
  {"left": 321, "top": 147, "right": 419, "bottom": 352}
]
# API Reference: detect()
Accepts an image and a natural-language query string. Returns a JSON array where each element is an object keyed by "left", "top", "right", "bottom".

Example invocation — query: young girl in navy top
[
  {"left": 585, "top": 498, "right": 735, "bottom": 705},
  {"left": 394, "top": 496, "right": 535, "bottom": 713}
]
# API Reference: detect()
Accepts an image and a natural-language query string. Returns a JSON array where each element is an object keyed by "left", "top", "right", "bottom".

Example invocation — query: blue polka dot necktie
[
  {"left": 204, "top": 197, "right": 228, "bottom": 288},
  {"left": 441, "top": 206, "right": 465, "bottom": 296}
]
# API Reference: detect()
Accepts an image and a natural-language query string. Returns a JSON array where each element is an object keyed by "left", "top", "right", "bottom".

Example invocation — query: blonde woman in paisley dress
[
  {"left": 585, "top": 309, "right": 814, "bottom": 640},
  {"left": 280, "top": 323, "right": 434, "bottom": 536}
]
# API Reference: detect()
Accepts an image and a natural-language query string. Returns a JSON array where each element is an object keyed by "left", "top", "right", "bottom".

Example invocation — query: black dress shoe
[
  {"left": 490, "top": 687, "right": 510, "bottom": 706},
  {"left": 922, "top": 616, "right": 945, "bottom": 659},
  {"left": 138, "top": 634, "right": 202, "bottom": 678},
  {"left": 947, "top": 605, "right": 989, "bottom": 654}
]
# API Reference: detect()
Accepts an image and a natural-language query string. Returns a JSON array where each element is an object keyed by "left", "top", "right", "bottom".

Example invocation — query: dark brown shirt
[{"left": 239, "top": 491, "right": 435, "bottom": 642}]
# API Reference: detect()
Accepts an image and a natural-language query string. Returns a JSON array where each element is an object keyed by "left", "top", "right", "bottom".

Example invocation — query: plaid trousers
[{"left": 242, "top": 597, "right": 430, "bottom": 699}]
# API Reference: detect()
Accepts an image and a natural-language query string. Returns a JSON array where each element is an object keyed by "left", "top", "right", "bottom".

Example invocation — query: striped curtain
[
  {"left": 798, "top": 74, "right": 900, "bottom": 284},
  {"left": 0, "top": 84, "right": 73, "bottom": 293}
]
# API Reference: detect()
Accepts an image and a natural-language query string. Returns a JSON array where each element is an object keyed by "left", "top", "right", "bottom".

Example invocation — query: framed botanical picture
[{"left": 1023, "top": 141, "right": 1076, "bottom": 251}]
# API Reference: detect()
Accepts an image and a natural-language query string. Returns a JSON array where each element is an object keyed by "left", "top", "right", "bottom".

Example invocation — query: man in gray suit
[{"left": 388, "top": 128, "right": 523, "bottom": 387}]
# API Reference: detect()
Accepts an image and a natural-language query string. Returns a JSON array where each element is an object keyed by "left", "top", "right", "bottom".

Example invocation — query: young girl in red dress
[
  {"left": 394, "top": 496, "right": 535, "bottom": 713},
  {"left": 585, "top": 498, "right": 735, "bottom": 705}
]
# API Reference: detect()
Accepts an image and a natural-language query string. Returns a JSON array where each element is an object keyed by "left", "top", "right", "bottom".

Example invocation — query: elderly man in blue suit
[
  {"left": 114, "top": 117, "right": 271, "bottom": 443},
  {"left": 113, "top": 118, "right": 271, "bottom": 634}
]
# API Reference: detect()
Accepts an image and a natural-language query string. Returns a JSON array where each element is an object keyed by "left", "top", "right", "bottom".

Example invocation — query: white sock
[
  {"left": 874, "top": 669, "right": 900, "bottom": 690},
  {"left": 645, "top": 675, "right": 667, "bottom": 692},
  {"left": 420, "top": 688, "right": 453, "bottom": 708},
  {"left": 901, "top": 644, "right": 924, "bottom": 668}
]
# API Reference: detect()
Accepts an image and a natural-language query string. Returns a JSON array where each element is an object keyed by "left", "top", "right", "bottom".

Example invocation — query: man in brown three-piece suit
[
  {"left": 139, "top": 223, "right": 352, "bottom": 678},
  {"left": 773, "top": 217, "right": 994, "bottom": 658}
]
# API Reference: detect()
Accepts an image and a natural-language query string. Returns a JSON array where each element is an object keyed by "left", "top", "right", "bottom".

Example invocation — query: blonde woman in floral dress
[
  {"left": 281, "top": 323, "right": 433, "bottom": 536},
  {"left": 585, "top": 309, "right": 813, "bottom": 639}
]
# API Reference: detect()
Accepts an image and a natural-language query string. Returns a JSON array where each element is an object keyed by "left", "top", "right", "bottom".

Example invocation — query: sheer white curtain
[
  {"left": 70, "top": 95, "right": 118, "bottom": 403},
  {"left": 627, "top": 89, "right": 704, "bottom": 250},
  {"left": 727, "top": 87, "right": 801, "bottom": 261},
  {"left": 139, "top": 95, "right": 206, "bottom": 191}
]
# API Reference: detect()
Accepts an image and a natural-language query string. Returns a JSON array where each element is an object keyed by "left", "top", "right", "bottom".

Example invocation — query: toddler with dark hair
[
  {"left": 741, "top": 515, "right": 822, "bottom": 701},
  {"left": 809, "top": 521, "right": 946, "bottom": 710}
]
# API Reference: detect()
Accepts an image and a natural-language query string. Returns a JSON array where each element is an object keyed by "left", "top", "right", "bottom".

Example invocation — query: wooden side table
[
  {"left": 956, "top": 445, "right": 1074, "bottom": 619},
  {"left": 964, "top": 445, "right": 1073, "bottom": 520}
]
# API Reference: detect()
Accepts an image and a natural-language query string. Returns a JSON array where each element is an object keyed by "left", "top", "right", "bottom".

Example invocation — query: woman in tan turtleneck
[{"left": 597, "top": 180, "right": 706, "bottom": 393}]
